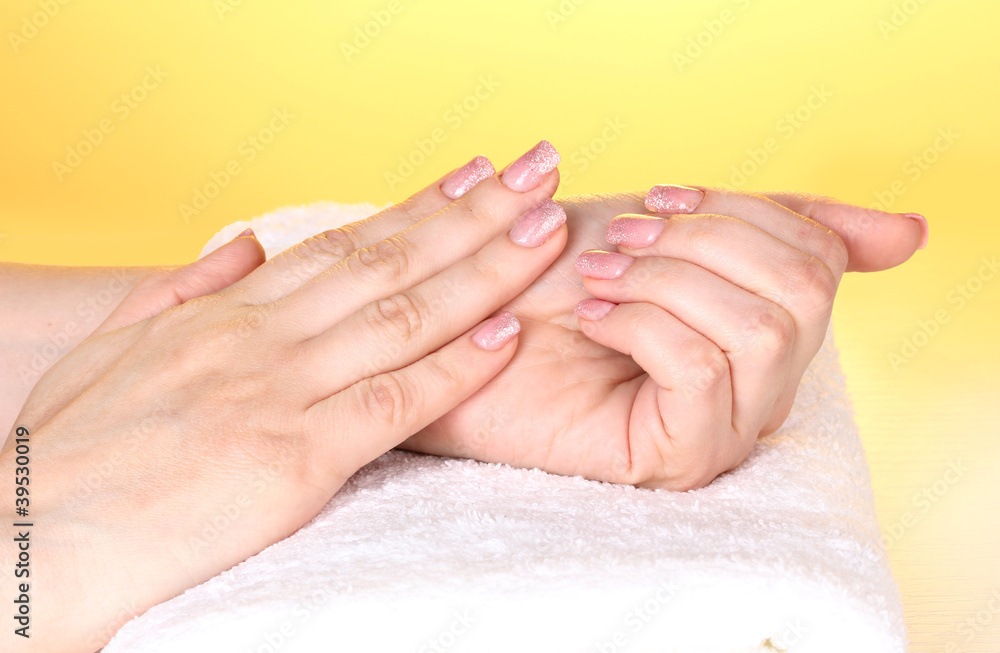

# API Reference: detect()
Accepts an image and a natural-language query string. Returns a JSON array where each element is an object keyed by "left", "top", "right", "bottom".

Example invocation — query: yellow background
[{"left": 2, "top": 1, "right": 998, "bottom": 649}]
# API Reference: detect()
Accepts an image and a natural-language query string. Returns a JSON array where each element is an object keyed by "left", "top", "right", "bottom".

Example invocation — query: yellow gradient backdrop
[{"left": 2, "top": 2, "right": 998, "bottom": 650}]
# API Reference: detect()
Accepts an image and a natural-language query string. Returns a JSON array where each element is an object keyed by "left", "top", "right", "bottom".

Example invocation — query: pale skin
[{"left": 0, "top": 144, "right": 925, "bottom": 650}]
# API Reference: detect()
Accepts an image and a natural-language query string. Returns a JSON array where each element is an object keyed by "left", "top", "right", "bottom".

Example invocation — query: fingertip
[
  {"left": 441, "top": 155, "right": 496, "bottom": 200},
  {"left": 575, "top": 298, "right": 616, "bottom": 321},
  {"left": 900, "top": 213, "right": 929, "bottom": 250},
  {"left": 471, "top": 311, "right": 521, "bottom": 352}
]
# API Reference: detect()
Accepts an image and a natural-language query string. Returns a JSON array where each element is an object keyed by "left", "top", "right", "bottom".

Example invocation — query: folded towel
[{"left": 104, "top": 202, "right": 906, "bottom": 652}]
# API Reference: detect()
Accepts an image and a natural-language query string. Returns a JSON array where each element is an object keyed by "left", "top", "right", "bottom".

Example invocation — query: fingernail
[
  {"left": 441, "top": 156, "right": 495, "bottom": 200},
  {"left": 645, "top": 184, "right": 705, "bottom": 214},
  {"left": 901, "top": 213, "right": 929, "bottom": 250},
  {"left": 606, "top": 215, "right": 666, "bottom": 248},
  {"left": 575, "top": 250, "right": 635, "bottom": 280},
  {"left": 501, "top": 140, "right": 561, "bottom": 192},
  {"left": 509, "top": 199, "right": 567, "bottom": 248},
  {"left": 235, "top": 228, "right": 255, "bottom": 239},
  {"left": 472, "top": 311, "right": 521, "bottom": 351},
  {"left": 575, "top": 298, "right": 616, "bottom": 320}
]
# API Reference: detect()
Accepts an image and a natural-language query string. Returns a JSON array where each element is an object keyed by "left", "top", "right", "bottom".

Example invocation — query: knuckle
[
  {"left": 359, "top": 374, "right": 413, "bottom": 427},
  {"left": 350, "top": 236, "right": 412, "bottom": 281},
  {"left": 681, "top": 221, "right": 720, "bottom": 257},
  {"left": 808, "top": 223, "right": 848, "bottom": 274},
  {"left": 424, "top": 355, "right": 465, "bottom": 393},
  {"left": 467, "top": 248, "right": 503, "bottom": 289},
  {"left": 787, "top": 255, "right": 838, "bottom": 312},
  {"left": 304, "top": 227, "right": 360, "bottom": 263},
  {"left": 684, "top": 343, "right": 730, "bottom": 395},
  {"left": 365, "top": 293, "right": 424, "bottom": 344},
  {"left": 743, "top": 303, "right": 795, "bottom": 356}
]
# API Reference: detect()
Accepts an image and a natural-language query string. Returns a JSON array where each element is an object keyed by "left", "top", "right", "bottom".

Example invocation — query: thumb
[
  {"left": 93, "top": 229, "right": 266, "bottom": 335},
  {"left": 762, "top": 191, "right": 928, "bottom": 273}
]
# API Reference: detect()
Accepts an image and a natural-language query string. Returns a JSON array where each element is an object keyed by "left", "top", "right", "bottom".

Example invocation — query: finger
[
  {"left": 298, "top": 200, "right": 567, "bottom": 400},
  {"left": 573, "top": 300, "right": 741, "bottom": 490},
  {"left": 578, "top": 255, "right": 794, "bottom": 440},
  {"left": 227, "top": 157, "right": 497, "bottom": 306},
  {"left": 632, "top": 185, "right": 849, "bottom": 281},
  {"left": 760, "top": 190, "right": 927, "bottom": 272},
  {"left": 92, "top": 230, "right": 265, "bottom": 336},
  {"left": 302, "top": 312, "right": 521, "bottom": 481},
  {"left": 599, "top": 212, "right": 836, "bottom": 390},
  {"left": 275, "top": 143, "right": 561, "bottom": 337},
  {"left": 603, "top": 214, "right": 839, "bottom": 322},
  {"left": 639, "top": 184, "right": 925, "bottom": 273}
]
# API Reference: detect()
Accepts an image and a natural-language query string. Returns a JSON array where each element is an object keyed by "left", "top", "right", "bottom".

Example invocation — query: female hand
[
  {"left": 0, "top": 141, "right": 566, "bottom": 651},
  {"left": 405, "top": 187, "right": 927, "bottom": 490}
]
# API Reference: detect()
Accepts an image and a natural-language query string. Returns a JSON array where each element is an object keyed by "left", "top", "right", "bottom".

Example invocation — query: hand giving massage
[{"left": 0, "top": 140, "right": 926, "bottom": 650}]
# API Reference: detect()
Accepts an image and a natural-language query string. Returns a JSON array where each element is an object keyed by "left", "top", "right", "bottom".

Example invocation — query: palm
[{"left": 404, "top": 192, "right": 664, "bottom": 484}]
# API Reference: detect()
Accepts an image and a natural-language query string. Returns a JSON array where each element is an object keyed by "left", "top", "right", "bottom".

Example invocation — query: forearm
[{"left": 0, "top": 263, "right": 160, "bottom": 438}]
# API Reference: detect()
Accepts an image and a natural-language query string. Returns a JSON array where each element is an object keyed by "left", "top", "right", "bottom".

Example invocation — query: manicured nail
[
  {"left": 441, "top": 156, "right": 495, "bottom": 199},
  {"left": 234, "top": 228, "right": 254, "bottom": 239},
  {"left": 575, "top": 298, "right": 616, "bottom": 320},
  {"left": 509, "top": 199, "right": 567, "bottom": 248},
  {"left": 501, "top": 140, "right": 561, "bottom": 192},
  {"left": 901, "top": 213, "right": 929, "bottom": 250},
  {"left": 575, "top": 250, "right": 635, "bottom": 280},
  {"left": 472, "top": 311, "right": 521, "bottom": 351},
  {"left": 606, "top": 215, "right": 666, "bottom": 248},
  {"left": 645, "top": 184, "right": 705, "bottom": 214}
]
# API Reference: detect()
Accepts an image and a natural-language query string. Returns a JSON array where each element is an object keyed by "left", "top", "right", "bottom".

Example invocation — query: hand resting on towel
[
  {"left": 0, "top": 142, "right": 568, "bottom": 651},
  {"left": 405, "top": 185, "right": 927, "bottom": 489}
]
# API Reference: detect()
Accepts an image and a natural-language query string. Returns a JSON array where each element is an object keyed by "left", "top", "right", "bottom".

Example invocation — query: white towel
[{"left": 104, "top": 202, "right": 906, "bottom": 653}]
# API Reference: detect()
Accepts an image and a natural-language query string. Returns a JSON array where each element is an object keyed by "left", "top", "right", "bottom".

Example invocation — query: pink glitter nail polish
[
  {"left": 575, "top": 250, "right": 635, "bottom": 280},
  {"left": 901, "top": 213, "right": 929, "bottom": 250},
  {"left": 509, "top": 199, "right": 567, "bottom": 247},
  {"left": 606, "top": 215, "right": 666, "bottom": 248},
  {"left": 472, "top": 311, "right": 521, "bottom": 351},
  {"left": 441, "top": 156, "right": 495, "bottom": 199},
  {"left": 575, "top": 298, "right": 616, "bottom": 321},
  {"left": 500, "top": 140, "right": 561, "bottom": 192},
  {"left": 645, "top": 184, "right": 705, "bottom": 214}
]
